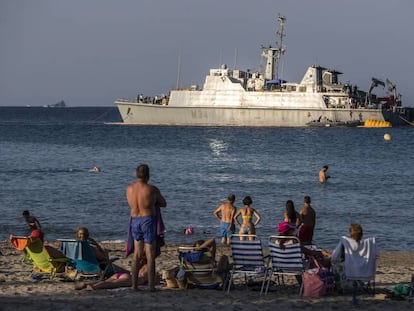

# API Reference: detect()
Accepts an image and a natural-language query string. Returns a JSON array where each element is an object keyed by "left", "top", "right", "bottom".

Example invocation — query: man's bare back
[
  {"left": 214, "top": 194, "right": 236, "bottom": 245},
  {"left": 126, "top": 180, "right": 166, "bottom": 217},
  {"left": 126, "top": 164, "right": 166, "bottom": 291},
  {"left": 299, "top": 204, "right": 316, "bottom": 226},
  {"left": 214, "top": 201, "right": 236, "bottom": 223}
]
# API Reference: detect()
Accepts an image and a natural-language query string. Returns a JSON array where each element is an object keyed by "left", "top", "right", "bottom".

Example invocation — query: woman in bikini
[
  {"left": 233, "top": 196, "right": 261, "bottom": 241},
  {"left": 75, "top": 260, "right": 151, "bottom": 290}
]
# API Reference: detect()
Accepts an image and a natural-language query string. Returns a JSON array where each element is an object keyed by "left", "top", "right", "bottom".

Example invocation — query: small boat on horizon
[{"left": 47, "top": 100, "right": 66, "bottom": 108}]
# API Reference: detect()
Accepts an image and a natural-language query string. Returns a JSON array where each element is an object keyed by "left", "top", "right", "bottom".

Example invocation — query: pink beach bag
[{"left": 303, "top": 257, "right": 334, "bottom": 298}]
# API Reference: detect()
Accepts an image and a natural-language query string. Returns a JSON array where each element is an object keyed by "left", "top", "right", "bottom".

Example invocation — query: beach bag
[{"left": 303, "top": 257, "right": 334, "bottom": 297}]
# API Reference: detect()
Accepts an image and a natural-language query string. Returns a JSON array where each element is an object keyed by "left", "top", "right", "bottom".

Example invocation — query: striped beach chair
[
  {"left": 227, "top": 234, "right": 267, "bottom": 293},
  {"left": 178, "top": 245, "right": 222, "bottom": 289},
  {"left": 262, "top": 235, "right": 305, "bottom": 295}
]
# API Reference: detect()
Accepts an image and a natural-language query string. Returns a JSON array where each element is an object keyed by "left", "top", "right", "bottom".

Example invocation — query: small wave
[
  {"left": 101, "top": 239, "right": 125, "bottom": 244},
  {"left": 0, "top": 168, "right": 90, "bottom": 174}
]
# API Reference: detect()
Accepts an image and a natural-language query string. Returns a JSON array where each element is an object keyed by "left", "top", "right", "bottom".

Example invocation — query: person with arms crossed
[{"left": 126, "top": 164, "right": 166, "bottom": 291}]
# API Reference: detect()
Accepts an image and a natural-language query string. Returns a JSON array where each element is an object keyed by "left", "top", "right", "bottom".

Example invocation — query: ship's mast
[{"left": 263, "top": 14, "right": 286, "bottom": 80}]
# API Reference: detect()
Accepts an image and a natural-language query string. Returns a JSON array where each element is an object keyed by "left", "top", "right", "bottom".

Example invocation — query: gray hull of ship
[{"left": 116, "top": 102, "right": 403, "bottom": 127}]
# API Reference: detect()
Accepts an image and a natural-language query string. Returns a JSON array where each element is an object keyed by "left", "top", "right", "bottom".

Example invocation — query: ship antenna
[
  {"left": 274, "top": 14, "right": 286, "bottom": 80},
  {"left": 175, "top": 50, "right": 182, "bottom": 90},
  {"left": 261, "top": 14, "right": 286, "bottom": 81}
]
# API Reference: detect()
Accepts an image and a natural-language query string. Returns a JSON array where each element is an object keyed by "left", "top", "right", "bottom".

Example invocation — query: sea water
[{"left": 0, "top": 106, "right": 413, "bottom": 251}]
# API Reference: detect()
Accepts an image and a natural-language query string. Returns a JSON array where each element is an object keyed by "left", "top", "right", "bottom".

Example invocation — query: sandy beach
[{"left": 0, "top": 240, "right": 413, "bottom": 311}]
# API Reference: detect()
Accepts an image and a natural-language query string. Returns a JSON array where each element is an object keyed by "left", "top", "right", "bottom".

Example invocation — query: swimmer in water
[{"left": 90, "top": 166, "right": 101, "bottom": 173}]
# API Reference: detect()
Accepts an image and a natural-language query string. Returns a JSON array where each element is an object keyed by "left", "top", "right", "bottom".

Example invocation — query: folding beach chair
[
  {"left": 226, "top": 234, "right": 267, "bottom": 293},
  {"left": 332, "top": 236, "right": 378, "bottom": 303},
  {"left": 10, "top": 235, "right": 67, "bottom": 279},
  {"left": 261, "top": 235, "right": 305, "bottom": 295},
  {"left": 58, "top": 239, "right": 114, "bottom": 280},
  {"left": 178, "top": 246, "right": 222, "bottom": 289}
]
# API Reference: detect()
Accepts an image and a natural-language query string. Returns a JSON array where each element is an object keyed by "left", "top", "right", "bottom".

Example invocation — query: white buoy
[{"left": 384, "top": 133, "right": 392, "bottom": 141}]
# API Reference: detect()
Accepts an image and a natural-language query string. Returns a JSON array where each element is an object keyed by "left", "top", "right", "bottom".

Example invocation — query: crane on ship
[
  {"left": 364, "top": 77, "right": 385, "bottom": 107},
  {"left": 385, "top": 78, "right": 401, "bottom": 105}
]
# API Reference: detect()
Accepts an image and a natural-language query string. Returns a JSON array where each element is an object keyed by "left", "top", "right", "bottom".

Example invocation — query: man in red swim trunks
[
  {"left": 298, "top": 196, "right": 316, "bottom": 245},
  {"left": 126, "top": 164, "right": 166, "bottom": 291}
]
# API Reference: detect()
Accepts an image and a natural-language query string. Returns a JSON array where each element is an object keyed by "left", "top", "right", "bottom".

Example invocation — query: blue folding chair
[
  {"left": 262, "top": 235, "right": 305, "bottom": 295},
  {"left": 227, "top": 234, "right": 267, "bottom": 293}
]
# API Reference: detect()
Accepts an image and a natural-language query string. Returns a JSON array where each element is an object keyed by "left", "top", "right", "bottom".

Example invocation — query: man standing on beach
[
  {"left": 126, "top": 164, "right": 166, "bottom": 291},
  {"left": 298, "top": 196, "right": 316, "bottom": 245},
  {"left": 319, "top": 165, "right": 330, "bottom": 183},
  {"left": 213, "top": 194, "right": 236, "bottom": 245}
]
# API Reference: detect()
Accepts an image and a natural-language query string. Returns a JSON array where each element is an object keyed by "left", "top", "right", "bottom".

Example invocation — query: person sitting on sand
[
  {"left": 234, "top": 196, "right": 261, "bottom": 240},
  {"left": 76, "top": 227, "right": 108, "bottom": 262},
  {"left": 75, "top": 261, "right": 152, "bottom": 290},
  {"left": 75, "top": 243, "right": 167, "bottom": 291}
]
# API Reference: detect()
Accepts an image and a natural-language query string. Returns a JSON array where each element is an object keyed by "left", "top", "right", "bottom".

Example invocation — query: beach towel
[
  {"left": 332, "top": 236, "right": 378, "bottom": 281},
  {"left": 59, "top": 240, "right": 101, "bottom": 274}
]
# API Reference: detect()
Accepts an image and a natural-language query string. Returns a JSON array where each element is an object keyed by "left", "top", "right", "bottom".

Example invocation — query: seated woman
[
  {"left": 76, "top": 227, "right": 107, "bottom": 262},
  {"left": 321, "top": 223, "right": 377, "bottom": 266},
  {"left": 75, "top": 261, "right": 152, "bottom": 290},
  {"left": 321, "top": 224, "right": 378, "bottom": 293},
  {"left": 277, "top": 221, "right": 330, "bottom": 268}
]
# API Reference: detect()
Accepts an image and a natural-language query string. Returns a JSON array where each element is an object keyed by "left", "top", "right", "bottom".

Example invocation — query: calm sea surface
[{"left": 0, "top": 106, "right": 413, "bottom": 251}]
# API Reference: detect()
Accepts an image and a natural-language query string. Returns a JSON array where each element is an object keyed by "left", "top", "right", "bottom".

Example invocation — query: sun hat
[{"left": 277, "top": 221, "right": 296, "bottom": 234}]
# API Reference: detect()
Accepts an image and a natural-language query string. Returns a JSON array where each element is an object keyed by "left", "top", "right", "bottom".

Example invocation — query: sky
[{"left": 1, "top": 0, "right": 413, "bottom": 107}]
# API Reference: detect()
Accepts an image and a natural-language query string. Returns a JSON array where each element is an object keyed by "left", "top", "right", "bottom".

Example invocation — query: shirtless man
[
  {"left": 319, "top": 165, "right": 330, "bottom": 183},
  {"left": 126, "top": 164, "right": 166, "bottom": 291},
  {"left": 213, "top": 194, "right": 236, "bottom": 245},
  {"left": 298, "top": 196, "right": 316, "bottom": 245}
]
